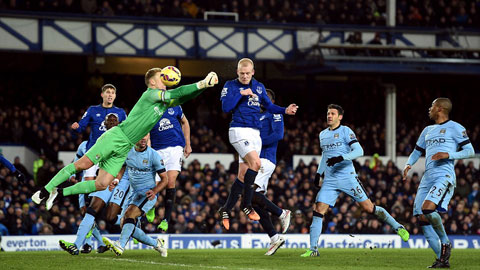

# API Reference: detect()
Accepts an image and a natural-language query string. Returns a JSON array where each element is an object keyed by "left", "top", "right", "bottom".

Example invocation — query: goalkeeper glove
[
  {"left": 196, "top": 72, "right": 218, "bottom": 89},
  {"left": 326, "top": 156, "right": 344, "bottom": 166}
]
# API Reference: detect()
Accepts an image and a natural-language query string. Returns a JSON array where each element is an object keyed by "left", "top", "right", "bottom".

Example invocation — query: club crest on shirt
[
  {"left": 256, "top": 87, "right": 262, "bottom": 94},
  {"left": 96, "top": 113, "right": 101, "bottom": 117},
  {"left": 334, "top": 133, "right": 339, "bottom": 138},
  {"left": 260, "top": 115, "right": 266, "bottom": 121},
  {"left": 221, "top": 87, "right": 228, "bottom": 98},
  {"left": 462, "top": 130, "right": 467, "bottom": 138},
  {"left": 143, "top": 159, "right": 148, "bottom": 165},
  {"left": 244, "top": 141, "right": 249, "bottom": 146},
  {"left": 168, "top": 108, "right": 175, "bottom": 115},
  {"left": 440, "top": 128, "right": 446, "bottom": 134}
]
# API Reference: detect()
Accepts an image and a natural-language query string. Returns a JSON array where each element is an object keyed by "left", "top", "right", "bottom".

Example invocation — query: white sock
[{"left": 271, "top": 234, "right": 279, "bottom": 243}]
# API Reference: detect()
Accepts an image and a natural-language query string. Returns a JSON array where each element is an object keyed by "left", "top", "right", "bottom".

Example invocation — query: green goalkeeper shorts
[{"left": 85, "top": 126, "right": 134, "bottom": 177}]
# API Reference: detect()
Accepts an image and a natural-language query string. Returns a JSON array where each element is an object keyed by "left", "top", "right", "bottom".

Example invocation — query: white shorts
[
  {"left": 229, "top": 127, "right": 261, "bottom": 162},
  {"left": 254, "top": 158, "right": 275, "bottom": 194},
  {"left": 154, "top": 146, "right": 183, "bottom": 182},
  {"left": 84, "top": 164, "right": 99, "bottom": 178}
]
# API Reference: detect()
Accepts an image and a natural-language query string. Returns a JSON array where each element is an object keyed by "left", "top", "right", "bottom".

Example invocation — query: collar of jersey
[
  {"left": 437, "top": 119, "right": 450, "bottom": 125},
  {"left": 329, "top": 124, "right": 341, "bottom": 131}
]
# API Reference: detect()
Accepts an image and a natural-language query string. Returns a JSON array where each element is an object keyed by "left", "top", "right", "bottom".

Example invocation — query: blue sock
[
  {"left": 119, "top": 223, "right": 135, "bottom": 248},
  {"left": 421, "top": 224, "right": 441, "bottom": 259},
  {"left": 374, "top": 206, "right": 401, "bottom": 230},
  {"left": 424, "top": 211, "right": 450, "bottom": 244},
  {"left": 74, "top": 213, "right": 95, "bottom": 249},
  {"left": 243, "top": 169, "right": 258, "bottom": 208},
  {"left": 309, "top": 212, "right": 323, "bottom": 251},
  {"left": 91, "top": 226, "right": 105, "bottom": 247},
  {"left": 132, "top": 227, "right": 157, "bottom": 247},
  {"left": 224, "top": 179, "right": 244, "bottom": 212},
  {"left": 253, "top": 192, "right": 283, "bottom": 217}
]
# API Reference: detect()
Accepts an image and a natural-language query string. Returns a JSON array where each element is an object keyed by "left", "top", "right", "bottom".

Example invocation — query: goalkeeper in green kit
[{"left": 32, "top": 68, "right": 219, "bottom": 210}]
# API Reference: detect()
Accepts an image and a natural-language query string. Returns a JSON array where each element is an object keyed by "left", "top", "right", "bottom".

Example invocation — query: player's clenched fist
[
  {"left": 285, "top": 104, "right": 298, "bottom": 115},
  {"left": 197, "top": 72, "right": 219, "bottom": 89}
]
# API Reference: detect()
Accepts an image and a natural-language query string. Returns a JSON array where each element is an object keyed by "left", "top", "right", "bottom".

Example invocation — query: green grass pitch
[{"left": 1, "top": 248, "right": 479, "bottom": 270}]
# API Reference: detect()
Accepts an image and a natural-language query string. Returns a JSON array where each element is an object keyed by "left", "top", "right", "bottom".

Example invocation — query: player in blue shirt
[
  {"left": 0, "top": 155, "right": 25, "bottom": 181},
  {"left": 301, "top": 104, "right": 409, "bottom": 257},
  {"left": 402, "top": 98, "right": 475, "bottom": 268},
  {"left": 219, "top": 89, "right": 291, "bottom": 254},
  {"left": 149, "top": 105, "right": 191, "bottom": 232},
  {"left": 71, "top": 84, "right": 127, "bottom": 181},
  {"left": 219, "top": 58, "right": 298, "bottom": 226},
  {"left": 103, "top": 134, "right": 168, "bottom": 257},
  {"left": 59, "top": 114, "right": 127, "bottom": 255}
]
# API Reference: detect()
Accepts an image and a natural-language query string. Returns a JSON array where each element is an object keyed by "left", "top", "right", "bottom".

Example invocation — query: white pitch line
[{"left": 86, "top": 256, "right": 267, "bottom": 270}]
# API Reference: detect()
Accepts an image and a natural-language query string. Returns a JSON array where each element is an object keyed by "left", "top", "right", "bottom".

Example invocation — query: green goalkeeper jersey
[{"left": 119, "top": 83, "right": 202, "bottom": 144}]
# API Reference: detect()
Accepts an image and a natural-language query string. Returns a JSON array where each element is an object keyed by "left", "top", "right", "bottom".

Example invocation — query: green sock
[
  {"left": 45, "top": 163, "right": 77, "bottom": 192},
  {"left": 63, "top": 180, "right": 97, "bottom": 196}
]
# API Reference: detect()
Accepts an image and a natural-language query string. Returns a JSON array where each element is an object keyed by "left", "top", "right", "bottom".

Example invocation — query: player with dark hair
[
  {"left": 103, "top": 134, "right": 168, "bottom": 257},
  {"left": 59, "top": 113, "right": 123, "bottom": 255},
  {"left": 149, "top": 105, "right": 191, "bottom": 232},
  {"left": 301, "top": 104, "right": 409, "bottom": 257},
  {"left": 32, "top": 68, "right": 218, "bottom": 210},
  {"left": 71, "top": 84, "right": 127, "bottom": 182},
  {"left": 220, "top": 58, "right": 298, "bottom": 223},
  {"left": 403, "top": 97, "right": 475, "bottom": 268}
]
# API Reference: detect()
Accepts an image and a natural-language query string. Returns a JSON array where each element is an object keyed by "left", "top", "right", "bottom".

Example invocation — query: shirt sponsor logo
[
  {"left": 322, "top": 142, "right": 343, "bottom": 151},
  {"left": 168, "top": 108, "right": 175, "bottom": 115},
  {"left": 426, "top": 138, "right": 446, "bottom": 146},
  {"left": 158, "top": 118, "right": 174, "bottom": 131},
  {"left": 247, "top": 95, "right": 260, "bottom": 107}
]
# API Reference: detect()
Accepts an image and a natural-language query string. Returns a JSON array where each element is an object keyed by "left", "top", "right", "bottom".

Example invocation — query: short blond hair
[
  {"left": 237, "top": 58, "right": 254, "bottom": 69},
  {"left": 145, "top": 67, "right": 162, "bottom": 87}
]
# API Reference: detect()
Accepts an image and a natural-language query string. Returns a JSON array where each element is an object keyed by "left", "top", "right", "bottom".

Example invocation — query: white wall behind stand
[{"left": 0, "top": 145, "right": 39, "bottom": 175}]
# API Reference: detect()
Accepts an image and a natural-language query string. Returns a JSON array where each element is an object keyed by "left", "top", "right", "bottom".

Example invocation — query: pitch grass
[{"left": 1, "top": 248, "right": 479, "bottom": 270}]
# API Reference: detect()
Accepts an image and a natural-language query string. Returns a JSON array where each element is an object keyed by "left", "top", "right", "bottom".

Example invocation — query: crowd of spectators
[
  {"left": 1, "top": 69, "right": 479, "bottom": 237},
  {"left": 1, "top": 150, "right": 479, "bottom": 237},
  {"left": 1, "top": 0, "right": 479, "bottom": 29}
]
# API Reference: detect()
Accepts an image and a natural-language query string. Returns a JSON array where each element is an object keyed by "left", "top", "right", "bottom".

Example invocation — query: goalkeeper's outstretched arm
[{"left": 160, "top": 72, "right": 219, "bottom": 107}]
